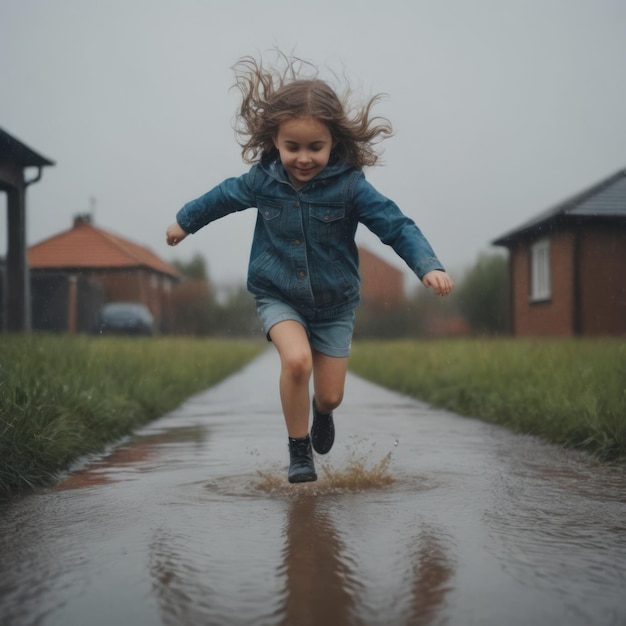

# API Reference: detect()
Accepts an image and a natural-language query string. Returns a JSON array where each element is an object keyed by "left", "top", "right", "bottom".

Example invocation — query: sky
[{"left": 2, "top": 0, "right": 626, "bottom": 291}]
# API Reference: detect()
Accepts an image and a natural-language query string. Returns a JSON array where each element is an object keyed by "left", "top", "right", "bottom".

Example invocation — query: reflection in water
[
  {"left": 143, "top": 454, "right": 455, "bottom": 626},
  {"left": 408, "top": 528, "right": 455, "bottom": 626},
  {"left": 57, "top": 425, "right": 208, "bottom": 490},
  {"left": 150, "top": 529, "right": 219, "bottom": 626},
  {"left": 275, "top": 496, "right": 361, "bottom": 626}
]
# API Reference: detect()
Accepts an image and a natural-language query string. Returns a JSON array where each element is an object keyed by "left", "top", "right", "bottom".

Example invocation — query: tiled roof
[
  {"left": 0, "top": 127, "right": 55, "bottom": 167},
  {"left": 493, "top": 168, "right": 626, "bottom": 245},
  {"left": 29, "top": 218, "right": 180, "bottom": 278}
]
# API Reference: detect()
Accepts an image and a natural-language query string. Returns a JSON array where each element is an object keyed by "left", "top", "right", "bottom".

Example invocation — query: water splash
[{"left": 255, "top": 451, "right": 394, "bottom": 496}]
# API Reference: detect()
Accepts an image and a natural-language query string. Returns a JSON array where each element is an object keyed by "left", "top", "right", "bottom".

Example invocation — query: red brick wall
[
  {"left": 511, "top": 231, "right": 575, "bottom": 336},
  {"left": 578, "top": 226, "right": 626, "bottom": 335},
  {"left": 510, "top": 225, "right": 626, "bottom": 337},
  {"left": 358, "top": 247, "right": 405, "bottom": 310}
]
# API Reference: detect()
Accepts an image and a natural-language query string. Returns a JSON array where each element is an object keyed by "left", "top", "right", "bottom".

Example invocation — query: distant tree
[
  {"left": 172, "top": 253, "right": 209, "bottom": 280},
  {"left": 169, "top": 253, "right": 216, "bottom": 334},
  {"left": 454, "top": 252, "right": 509, "bottom": 335},
  {"left": 212, "top": 286, "right": 259, "bottom": 337}
]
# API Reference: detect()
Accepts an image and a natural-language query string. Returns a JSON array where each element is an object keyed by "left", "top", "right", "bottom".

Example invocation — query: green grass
[
  {"left": 0, "top": 335, "right": 264, "bottom": 498},
  {"left": 350, "top": 339, "right": 626, "bottom": 461},
  {"left": 3, "top": 335, "right": 623, "bottom": 499}
]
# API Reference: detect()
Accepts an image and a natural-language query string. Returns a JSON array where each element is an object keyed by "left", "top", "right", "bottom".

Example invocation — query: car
[{"left": 97, "top": 302, "right": 155, "bottom": 336}]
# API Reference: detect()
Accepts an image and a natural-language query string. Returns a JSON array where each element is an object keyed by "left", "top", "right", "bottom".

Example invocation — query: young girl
[{"left": 166, "top": 55, "right": 454, "bottom": 483}]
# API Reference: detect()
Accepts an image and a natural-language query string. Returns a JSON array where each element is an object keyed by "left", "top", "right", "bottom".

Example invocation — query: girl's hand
[
  {"left": 422, "top": 270, "right": 454, "bottom": 297},
  {"left": 166, "top": 223, "right": 188, "bottom": 246}
]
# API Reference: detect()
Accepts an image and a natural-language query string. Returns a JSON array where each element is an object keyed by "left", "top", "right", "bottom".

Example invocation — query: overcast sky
[{"left": 2, "top": 0, "right": 625, "bottom": 290}]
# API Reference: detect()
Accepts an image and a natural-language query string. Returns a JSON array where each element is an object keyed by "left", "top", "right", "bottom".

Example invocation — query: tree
[
  {"left": 454, "top": 252, "right": 509, "bottom": 335},
  {"left": 172, "top": 253, "right": 209, "bottom": 280}
]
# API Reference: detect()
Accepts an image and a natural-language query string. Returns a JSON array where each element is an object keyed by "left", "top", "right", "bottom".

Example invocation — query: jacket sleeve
[
  {"left": 351, "top": 173, "right": 445, "bottom": 280},
  {"left": 175, "top": 168, "right": 257, "bottom": 234}
]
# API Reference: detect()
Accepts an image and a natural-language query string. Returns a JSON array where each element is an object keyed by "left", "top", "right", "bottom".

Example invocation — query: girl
[{"left": 166, "top": 55, "right": 454, "bottom": 483}]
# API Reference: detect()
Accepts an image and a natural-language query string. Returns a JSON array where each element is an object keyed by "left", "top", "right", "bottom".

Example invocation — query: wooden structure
[{"left": 0, "top": 128, "right": 54, "bottom": 332}]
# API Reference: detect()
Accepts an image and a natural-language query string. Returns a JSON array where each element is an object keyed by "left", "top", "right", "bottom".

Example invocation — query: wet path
[{"left": 1, "top": 350, "right": 625, "bottom": 626}]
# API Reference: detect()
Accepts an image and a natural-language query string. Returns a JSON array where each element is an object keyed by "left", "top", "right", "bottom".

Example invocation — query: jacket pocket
[
  {"left": 309, "top": 203, "right": 346, "bottom": 244},
  {"left": 257, "top": 198, "right": 282, "bottom": 222}
]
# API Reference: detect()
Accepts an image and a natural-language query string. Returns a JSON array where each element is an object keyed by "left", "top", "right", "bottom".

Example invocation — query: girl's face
[{"left": 273, "top": 117, "right": 334, "bottom": 189}]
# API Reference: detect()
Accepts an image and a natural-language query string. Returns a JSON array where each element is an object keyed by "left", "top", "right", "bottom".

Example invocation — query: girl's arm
[
  {"left": 166, "top": 222, "right": 188, "bottom": 246},
  {"left": 422, "top": 269, "right": 454, "bottom": 296},
  {"left": 353, "top": 174, "right": 447, "bottom": 281},
  {"left": 172, "top": 169, "right": 257, "bottom": 237}
]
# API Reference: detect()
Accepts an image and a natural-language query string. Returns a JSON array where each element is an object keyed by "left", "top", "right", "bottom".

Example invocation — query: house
[
  {"left": 493, "top": 168, "right": 626, "bottom": 337},
  {"left": 0, "top": 127, "right": 55, "bottom": 332},
  {"left": 358, "top": 246, "right": 406, "bottom": 311},
  {"left": 28, "top": 215, "right": 181, "bottom": 333}
]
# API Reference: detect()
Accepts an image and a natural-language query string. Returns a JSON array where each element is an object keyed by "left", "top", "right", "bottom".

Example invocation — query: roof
[
  {"left": 0, "top": 127, "right": 55, "bottom": 167},
  {"left": 493, "top": 168, "right": 626, "bottom": 246},
  {"left": 29, "top": 217, "right": 180, "bottom": 278}
]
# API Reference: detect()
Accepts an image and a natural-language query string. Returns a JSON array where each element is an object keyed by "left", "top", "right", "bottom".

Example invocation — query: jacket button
[
  {"left": 298, "top": 271, "right": 306, "bottom": 278},
  {"left": 294, "top": 201, "right": 300, "bottom": 207},
  {"left": 294, "top": 240, "right": 302, "bottom": 246},
  {"left": 324, "top": 214, "right": 330, "bottom": 221}
]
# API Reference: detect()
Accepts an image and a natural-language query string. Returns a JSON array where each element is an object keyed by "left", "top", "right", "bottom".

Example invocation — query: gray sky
[{"left": 2, "top": 0, "right": 625, "bottom": 290}]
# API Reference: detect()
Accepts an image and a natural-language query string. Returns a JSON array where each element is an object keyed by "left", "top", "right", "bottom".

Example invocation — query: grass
[
  {"left": 2, "top": 335, "right": 624, "bottom": 499},
  {"left": 0, "top": 334, "right": 264, "bottom": 499},
  {"left": 349, "top": 338, "right": 626, "bottom": 461}
]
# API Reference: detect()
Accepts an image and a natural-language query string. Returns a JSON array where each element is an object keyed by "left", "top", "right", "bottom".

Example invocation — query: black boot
[
  {"left": 288, "top": 435, "right": 317, "bottom": 483},
  {"left": 311, "top": 399, "right": 335, "bottom": 455}
]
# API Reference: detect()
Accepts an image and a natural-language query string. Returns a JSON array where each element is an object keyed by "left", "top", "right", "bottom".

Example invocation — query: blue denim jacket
[{"left": 176, "top": 155, "right": 444, "bottom": 319}]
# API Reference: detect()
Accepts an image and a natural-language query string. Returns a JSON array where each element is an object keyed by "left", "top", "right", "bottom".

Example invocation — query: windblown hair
[{"left": 232, "top": 54, "right": 393, "bottom": 168}]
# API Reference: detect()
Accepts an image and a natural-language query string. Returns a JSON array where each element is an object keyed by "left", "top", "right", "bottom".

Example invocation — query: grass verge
[
  {"left": 0, "top": 335, "right": 264, "bottom": 499},
  {"left": 349, "top": 338, "right": 626, "bottom": 461}
]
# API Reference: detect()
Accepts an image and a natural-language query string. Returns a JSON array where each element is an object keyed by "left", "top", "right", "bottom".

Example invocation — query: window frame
[{"left": 530, "top": 238, "right": 551, "bottom": 302}]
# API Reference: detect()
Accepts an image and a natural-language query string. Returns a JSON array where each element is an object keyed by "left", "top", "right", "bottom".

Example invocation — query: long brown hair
[{"left": 232, "top": 54, "right": 393, "bottom": 168}]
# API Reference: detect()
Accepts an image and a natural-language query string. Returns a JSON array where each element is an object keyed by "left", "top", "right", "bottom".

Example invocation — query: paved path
[{"left": 1, "top": 350, "right": 625, "bottom": 625}]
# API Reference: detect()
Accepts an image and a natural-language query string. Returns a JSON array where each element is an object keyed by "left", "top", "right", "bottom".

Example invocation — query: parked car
[{"left": 97, "top": 302, "right": 155, "bottom": 336}]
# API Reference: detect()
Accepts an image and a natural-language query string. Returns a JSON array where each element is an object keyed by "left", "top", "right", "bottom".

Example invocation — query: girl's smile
[{"left": 273, "top": 117, "right": 334, "bottom": 189}]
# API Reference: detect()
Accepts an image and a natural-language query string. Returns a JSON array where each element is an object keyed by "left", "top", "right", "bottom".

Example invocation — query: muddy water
[{"left": 1, "top": 350, "right": 625, "bottom": 626}]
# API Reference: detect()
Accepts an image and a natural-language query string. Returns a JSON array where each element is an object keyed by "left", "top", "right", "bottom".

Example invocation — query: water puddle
[{"left": 1, "top": 350, "right": 625, "bottom": 625}]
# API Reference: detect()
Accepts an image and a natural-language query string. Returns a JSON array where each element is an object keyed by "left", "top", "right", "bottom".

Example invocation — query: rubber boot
[
  {"left": 311, "top": 399, "right": 335, "bottom": 455},
  {"left": 288, "top": 435, "right": 317, "bottom": 483}
]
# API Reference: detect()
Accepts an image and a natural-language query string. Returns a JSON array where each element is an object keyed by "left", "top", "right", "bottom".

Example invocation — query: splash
[{"left": 255, "top": 451, "right": 394, "bottom": 495}]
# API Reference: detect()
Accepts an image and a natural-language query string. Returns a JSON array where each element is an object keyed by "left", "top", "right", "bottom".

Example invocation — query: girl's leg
[
  {"left": 312, "top": 350, "right": 349, "bottom": 413},
  {"left": 268, "top": 320, "right": 313, "bottom": 439},
  {"left": 310, "top": 350, "right": 348, "bottom": 454}
]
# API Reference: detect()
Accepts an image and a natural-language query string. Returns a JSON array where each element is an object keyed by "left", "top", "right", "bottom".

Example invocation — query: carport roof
[
  {"left": 493, "top": 168, "right": 626, "bottom": 246},
  {"left": 0, "top": 127, "right": 55, "bottom": 167}
]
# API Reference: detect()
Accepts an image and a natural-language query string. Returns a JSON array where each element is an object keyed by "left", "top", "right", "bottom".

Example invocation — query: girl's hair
[{"left": 232, "top": 54, "right": 393, "bottom": 168}]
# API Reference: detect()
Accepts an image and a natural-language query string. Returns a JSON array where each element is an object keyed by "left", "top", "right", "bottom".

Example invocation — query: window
[{"left": 530, "top": 239, "right": 551, "bottom": 301}]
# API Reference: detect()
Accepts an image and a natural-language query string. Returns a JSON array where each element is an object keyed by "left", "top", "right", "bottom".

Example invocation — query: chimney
[{"left": 73, "top": 213, "right": 92, "bottom": 227}]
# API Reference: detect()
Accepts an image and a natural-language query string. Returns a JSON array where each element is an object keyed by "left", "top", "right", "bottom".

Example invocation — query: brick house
[
  {"left": 493, "top": 168, "right": 626, "bottom": 337},
  {"left": 358, "top": 246, "right": 406, "bottom": 311},
  {"left": 28, "top": 215, "right": 180, "bottom": 333}
]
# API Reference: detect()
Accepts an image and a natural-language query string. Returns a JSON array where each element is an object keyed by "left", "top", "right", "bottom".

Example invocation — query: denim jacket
[{"left": 176, "top": 155, "right": 444, "bottom": 319}]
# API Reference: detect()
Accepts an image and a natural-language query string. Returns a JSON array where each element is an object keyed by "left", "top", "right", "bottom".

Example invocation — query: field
[{"left": 350, "top": 338, "right": 625, "bottom": 462}]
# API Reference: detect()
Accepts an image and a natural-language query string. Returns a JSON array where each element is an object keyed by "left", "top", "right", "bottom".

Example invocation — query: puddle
[{"left": 1, "top": 350, "right": 625, "bottom": 626}]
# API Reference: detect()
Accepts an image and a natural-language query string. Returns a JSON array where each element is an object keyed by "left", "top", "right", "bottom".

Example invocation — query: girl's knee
[
  {"left": 315, "top": 389, "right": 344, "bottom": 413},
  {"left": 282, "top": 351, "right": 313, "bottom": 382}
]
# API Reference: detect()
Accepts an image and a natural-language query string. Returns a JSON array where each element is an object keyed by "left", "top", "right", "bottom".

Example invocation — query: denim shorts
[{"left": 255, "top": 296, "right": 355, "bottom": 358}]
